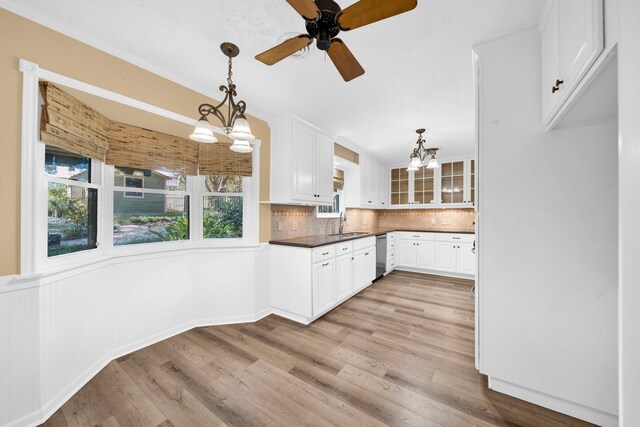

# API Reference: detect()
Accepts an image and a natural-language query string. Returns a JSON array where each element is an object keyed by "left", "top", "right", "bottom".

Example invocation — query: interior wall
[
  {"left": 618, "top": 0, "right": 640, "bottom": 424},
  {"left": 476, "top": 28, "right": 618, "bottom": 424},
  {"left": 0, "top": 8, "right": 272, "bottom": 276}
]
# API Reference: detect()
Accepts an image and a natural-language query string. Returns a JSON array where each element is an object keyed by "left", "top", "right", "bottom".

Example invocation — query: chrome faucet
[{"left": 339, "top": 212, "right": 346, "bottom": 235}]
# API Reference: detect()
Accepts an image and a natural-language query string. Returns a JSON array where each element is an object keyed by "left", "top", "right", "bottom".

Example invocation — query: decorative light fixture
[
  {"left": 406, "top": 128, "right": 439, "bottom": 171},
  {"left": 189, "top": 42, "right": 255, "bottom": 153}
]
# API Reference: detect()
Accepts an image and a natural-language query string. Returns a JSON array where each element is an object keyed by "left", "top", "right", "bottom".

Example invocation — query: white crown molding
[{"left": 0, "top": 0, "right": 273, "bottom": 125}]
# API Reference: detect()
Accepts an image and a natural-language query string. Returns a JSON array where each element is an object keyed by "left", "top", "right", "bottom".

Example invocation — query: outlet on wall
[
  {"left": 277, "top": 221, "right": 283, "bottom": 231},
  {"left": 291, "top": 221, "right": 298, "bottom": 231}
]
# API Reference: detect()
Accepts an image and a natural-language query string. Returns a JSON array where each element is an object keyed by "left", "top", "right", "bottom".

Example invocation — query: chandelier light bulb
[
  {"left": 189, "top": 118, "right": 217, "bottom": 143},
  {"left": 228, "top": 115, "right": 256, "bottom": 142}
]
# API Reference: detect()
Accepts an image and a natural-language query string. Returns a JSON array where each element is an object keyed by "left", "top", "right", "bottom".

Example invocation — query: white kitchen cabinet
[
  {"left": 540, "top": 0, "right": 604, "bottom": 127},
  {"left": 390, "top": 157, "right": 475, "bottom": 209},
  {"left": 435, "top": 242, "right": 457, "bottom": 272},
  {"left": 354, "top": 248, "right": 376, "bottom": 292},
  {"left": 359, "top": 155, "right": 389, "bottom": 208},
  {"left": 313, "top": 259, "right": 336, "bottom": 316},
  {"left": 396, "top": 232, "right": 475, "bottom": 277},
  {"left": 416, "top": 241, "right": 436, "bottom": 270},
  {"left": 456, "top": 242, "right": 476, "bottom": 275},
  {"left": 336, "top": 254, "right": 354, "bottom": 301},
  {"left": 271, "top": 237, "right": 376, "bottom": 324},
  {"left": 271, "top": 115, "right": 334, "bottom": 205}
]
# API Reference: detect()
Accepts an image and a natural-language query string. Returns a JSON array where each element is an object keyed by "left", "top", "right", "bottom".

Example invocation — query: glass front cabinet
[{"left": 389, "top": 157, "right": 475, "bottom": 208}]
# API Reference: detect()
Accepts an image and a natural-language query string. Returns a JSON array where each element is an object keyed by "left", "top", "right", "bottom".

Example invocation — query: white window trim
[
  {"left": 316, "top": 189, "right": 343, "bottom": 218},
  {"left": 20, "top": 59, "right": 261, "bottom": 276}
]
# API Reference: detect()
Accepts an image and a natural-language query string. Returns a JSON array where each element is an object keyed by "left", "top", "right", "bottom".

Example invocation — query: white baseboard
[
  {"left": 489, "top": 377, "right": 618, "bottom": 427},
  {"left": 270, "top": 307, "right": 311, "bottom": 325},
  {"left": 17, "top": 310, "right": 274, "bottom": 427},
  {"left": 395, "top": 266, "right": 475, "bottom": 280}
]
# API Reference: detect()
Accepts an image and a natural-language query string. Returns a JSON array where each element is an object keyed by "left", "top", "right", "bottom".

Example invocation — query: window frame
[
  {"left": 316, "top": 189, "right": 343, "bottom": 218},
  {"left": 20, "top": 60, "right": 261, "bottom": 275}
]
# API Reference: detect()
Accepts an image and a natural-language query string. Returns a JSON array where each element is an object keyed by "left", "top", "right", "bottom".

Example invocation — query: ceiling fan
[{"left": 255, "top": 0, "right": 417, "bottom": 81}]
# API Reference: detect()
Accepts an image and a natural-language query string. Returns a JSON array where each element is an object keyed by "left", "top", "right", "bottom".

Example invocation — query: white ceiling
[{"left": 10, "top": 0, "right": 543, "bottom": 164}]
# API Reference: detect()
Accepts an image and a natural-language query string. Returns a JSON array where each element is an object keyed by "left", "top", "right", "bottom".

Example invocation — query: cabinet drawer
[
  {"left": 399, "top": 232, "right": 435, "bottom": 241},
  {"left": 354, "top": 236, "right": 376, "bottom": 251},
  {"left": 313, "top": 245, "right": 336, "bottom": 263},
  {"left": 387, "top": 259, "right": 397, "bottom": 270},
  {"left": 387, "top": 233, "right": 396, "bottom": 241},
  {"left": 387, "top": 252, "right": 396, "bottom": 262},
  {"left": 388, "top": 241, "right": 397, "bottom": 252},
  {"left": 336, "top": 241, "right": 353, "bottom": 255},
  {"left": 435, "top": 233, "right": 475, "bottom": 243}
]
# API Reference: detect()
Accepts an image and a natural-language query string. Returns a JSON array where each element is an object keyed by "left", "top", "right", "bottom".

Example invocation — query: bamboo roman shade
[
  {"left": 333, "top": 168, "right": 344, "bottom": 190},
  {"left": 39, "top": 82, "right": 253, "bottom": 177},
  {"left": 198, "top": 141, "right": 253, "bottom": 177},
  {"left": 107, "top": 121, "right": 199, "bottom": 175},
  {"left": 39, "top": 82, "right": 110, "bottom": 161}
]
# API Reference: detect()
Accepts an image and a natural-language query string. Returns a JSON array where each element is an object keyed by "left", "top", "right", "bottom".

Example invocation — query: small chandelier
[
  {"left": 189, "top": 42, "right": 255, "bottom": 153},
  {"left": 407, "top": 128, "right": 439, "bottom": 171}
]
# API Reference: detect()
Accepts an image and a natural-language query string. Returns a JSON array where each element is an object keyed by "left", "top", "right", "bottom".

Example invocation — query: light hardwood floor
[{"left": 42, "top": 271, "right": 594, "bottom": 427}]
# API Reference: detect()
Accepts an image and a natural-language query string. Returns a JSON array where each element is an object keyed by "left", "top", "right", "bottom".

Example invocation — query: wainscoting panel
[{"left": 0, "top": 246, "right": 270, "bottom": 427}]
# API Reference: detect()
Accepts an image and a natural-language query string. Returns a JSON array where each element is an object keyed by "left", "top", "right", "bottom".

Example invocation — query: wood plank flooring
[{"left": 41, "top": 271, "right": 595, "bottom": 427}]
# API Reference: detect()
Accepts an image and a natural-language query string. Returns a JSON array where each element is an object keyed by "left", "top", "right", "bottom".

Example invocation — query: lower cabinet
[
  {"left": 271, "top": 236, "right": 376, "bottom": 324},
  {"left": 312, "top": 259, "right": 336, "bottom": 316},
  {"left": 397, "top": 232, "right": 475, "bottom": 277},
  {"left": 354, "top": 248, "right": 376, "bottom": 292},
  {"left": 336, "top": 254, "right": 354, "bottom": 301}
]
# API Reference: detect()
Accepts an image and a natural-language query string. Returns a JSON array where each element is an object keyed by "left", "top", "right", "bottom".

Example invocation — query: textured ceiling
[{"left": 11, "top": 0, "right": 543, "bottom": 164}]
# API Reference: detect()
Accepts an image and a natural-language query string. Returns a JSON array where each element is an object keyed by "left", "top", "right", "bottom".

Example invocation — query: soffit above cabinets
[{"left": 6, "top": 0, "right": 542, "bottom": 163}]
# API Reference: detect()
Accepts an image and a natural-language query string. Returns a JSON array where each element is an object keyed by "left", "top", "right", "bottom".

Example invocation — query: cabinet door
[
  {"left": 397, "top": 239, "right": 417, "bottom": 267},
  {"left": 436, "top": 242, "right": 457, "bottom": 272},
  {"left": 456, "top": 242, "right": 476, "bottom": 275},
  {"left": 440, "top": 161, "right": 466, "bottom": 205},
  {"left": 416, "top": 241, "right": 436, "bottom": 269},
  {"left": 292, "top": 120, "right": 317, "bottom": 202},
  {"left": 336, "top": 255, "right": 354, "bottom": 301},
  {"left": 378, "top": 163, "right": 389, "bottom": 207},
  {"left": 541, "top": 0, "right": 562, "bottom": 123},
  {"left": 560, "top": 0, "right": 604, "bottom": 96},
  {"left": 360, "top": 157, "right": 373, "bottom": 207},
  {"left": 315, "top": 132, "right": 334, "bottom": 203},
  {"left": 313, "top": 259, "right": 336, "bottom": 316},
  {"left": 353, "top": 249, "right": 375, "bottom": 291}
]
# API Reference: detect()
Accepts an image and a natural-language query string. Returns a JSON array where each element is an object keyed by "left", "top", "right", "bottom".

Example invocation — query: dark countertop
[{"left": 269, "top": 228, "right": 475, "bottom": 248}]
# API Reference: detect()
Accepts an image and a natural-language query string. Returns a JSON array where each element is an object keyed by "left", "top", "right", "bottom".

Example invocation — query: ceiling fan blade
[
  {"left": 337, "top": 0, "right": 417, "bottom": 31},
  {"left": 327, "top": 39, "right": 365, "bottom": 82},
  {"left": 286, "top": 0, "right": 320, "bottom": 20},
  {"left": 255, "top": 35, "right": 313, "bottom": 65}
]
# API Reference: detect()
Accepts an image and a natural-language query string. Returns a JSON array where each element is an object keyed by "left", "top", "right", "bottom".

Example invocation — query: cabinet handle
[
  {"left": 413, "top": 235, "right": 420, "bottom": 237},
  {"left": 551, "top": 79, "right": 564, "bottom": 93},
  {"left": 342, "top": 247, "right": 349, "bottom": 251},
  {"left": 322, "top": 251, "right": 329, "bottom": 255},
  {"left": 365, "top": 252, "right": 369, "bottom": 255},
  {"left": 453, "top": 237, "right": 461, "bottom": 240},
  {"left": 322, "top": 262, "right": 330, "bottom": 267}
]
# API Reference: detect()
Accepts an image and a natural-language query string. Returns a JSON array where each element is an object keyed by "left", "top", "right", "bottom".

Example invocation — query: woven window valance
[
  {"left": 39, "top": 82, "right": 110, "bottom": 161},
  {"left": 39, "top": 83, "right": 253, "bottom": 177},
  {"left": 333, "top": 168, "right": 344, "bottom": 190},
  {"left": 107, "top": 122, "right": 199, "bottom": 176},
  {"left": 198, "top": 141, "right": 253, "bottom": 177}
]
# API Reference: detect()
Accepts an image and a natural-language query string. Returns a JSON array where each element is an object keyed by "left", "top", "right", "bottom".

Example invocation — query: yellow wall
[{"left": 0, "top": 9, "right": 271, "bottom": 276}]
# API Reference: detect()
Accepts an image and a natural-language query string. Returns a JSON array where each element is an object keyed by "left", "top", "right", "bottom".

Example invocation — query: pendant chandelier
[
  {"left": 406, "top": 128, "right": 439, "bottom": 171},
  {"left": 189, "top": 42, "right": 255, "bottom": 153}
]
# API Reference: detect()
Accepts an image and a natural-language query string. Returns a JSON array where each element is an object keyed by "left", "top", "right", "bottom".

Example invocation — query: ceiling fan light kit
[
  {"left": 406, "top": 128, "right": 440, "bottom": 171},
  {"left": 256, "top": 0, "right": 417, "bottom": 81},
  {"left": 189, "top": 42, "right": 255, "bottom": 153}
]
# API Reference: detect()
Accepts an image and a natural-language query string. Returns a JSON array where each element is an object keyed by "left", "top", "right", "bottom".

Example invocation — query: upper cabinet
[
  {"left": 390, "top": 157, "right": 475, "bottom": 209},
  {"left": 540, "top": 0, "right": 604, "bottom": 128},
  {"left": 271, "top": 115, "right": 334, "bottom": 205},
  {"left": 359, "top": 155, "right": 389, "bottom": 208}
]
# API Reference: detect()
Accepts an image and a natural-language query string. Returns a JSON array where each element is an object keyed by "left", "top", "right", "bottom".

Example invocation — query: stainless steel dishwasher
[{"left": 375, "top": 234, "right": 387, "bottom": 279}]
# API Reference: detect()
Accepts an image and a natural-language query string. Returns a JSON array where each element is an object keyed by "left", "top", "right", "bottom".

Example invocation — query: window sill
[{"left": 33, "top": 241, "right": 267, "bottom": 283}]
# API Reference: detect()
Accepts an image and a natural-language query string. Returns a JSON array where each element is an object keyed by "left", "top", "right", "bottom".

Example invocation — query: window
[
  {"left": 203, "top": 175, "right": 243, "bottom": 239},
  {"left": 124, "top": 176, "right": 144, "bottom": 198},
  {"left": 45, "top": 146, "right": 99, "bottom": 257},
  {"left": 317, "top": 190, "right": 342, "bottom": 217},
  {"left": 113, "top": 167, "right": 190, "bottom": 246}
]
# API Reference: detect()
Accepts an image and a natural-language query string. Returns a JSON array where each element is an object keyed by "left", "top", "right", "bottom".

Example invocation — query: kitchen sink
[{"left": 328, "top": 232, "right": 370, "bottom": 238}]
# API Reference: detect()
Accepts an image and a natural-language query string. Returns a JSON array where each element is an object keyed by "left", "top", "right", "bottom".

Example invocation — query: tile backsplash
[{"left": 270, "top": 205, "right": 475, "bottom": 240}]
